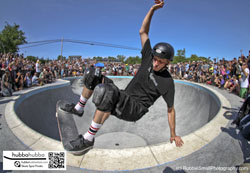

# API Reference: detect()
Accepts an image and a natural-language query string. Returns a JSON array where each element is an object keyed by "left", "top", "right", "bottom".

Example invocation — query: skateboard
[{"left": 56, "top": 100, "right": 80, "bottom": 155}]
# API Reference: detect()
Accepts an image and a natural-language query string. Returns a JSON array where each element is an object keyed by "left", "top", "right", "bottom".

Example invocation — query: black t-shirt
[
  {"left": 232, "top": 63, "right": 237, "bottom": 75},
  {"left": 247, "top": 56, "right": 250, "bottom": 69},
  {"left": 125, "top": 39, "right": 175, "bottom": 108}
]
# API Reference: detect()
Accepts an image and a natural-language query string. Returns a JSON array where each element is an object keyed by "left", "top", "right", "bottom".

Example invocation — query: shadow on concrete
[
  {"left": 222, "top": 106, "right": 239, "bottom": 111},
  {"left": 221, "top": 127, "right": 250, "bottom": 164},
  {"left": 222, "top": 106, "right": 240, "bottom": 121},
  {"left": 0, "top": 114, "right": 2, "bottom": 130},
  {"left": 163, "top": 167, "right": 186, "bottom": 173},
  {"left": 221, "top": 105, "right": 250, "bottom": 172},
  {"left": 0, "top": 162, "right": 12, "bottom": 172}
]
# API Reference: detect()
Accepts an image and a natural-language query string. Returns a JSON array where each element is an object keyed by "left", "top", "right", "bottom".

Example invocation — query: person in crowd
[
  {"left": 32, "top": 72, "right": 43, "bottom": 86},
  {"left": 224, "top": 75, "right": 234, "bottom": 90},
  {"left": 15, "top": 71, "right": 24, "bottom": 91},
  {"left": 1, "top": 69, "right": 13, "bottom": 97},
  {"left": 24, "top": 72, "right": 32, "bottom": 88},
  {"left": 239, "top": 62, "right": 249, "bottom": 98},
  {"left": 39, "top": 68, "right": 46, "bottom": 84},
  {"left": 229, "top": 75, "right": 240, "bottom": 94},
  {"left": 35, "top": 60, "right": 41, "bottom": 76}
]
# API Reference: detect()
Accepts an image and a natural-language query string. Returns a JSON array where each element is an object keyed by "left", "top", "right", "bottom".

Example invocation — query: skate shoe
[
  {"left": 60, "top": 103, "right": 84, "bottom": 117},
  {"left": 64, "top": 134, "right": 94, "bottom": 155}
]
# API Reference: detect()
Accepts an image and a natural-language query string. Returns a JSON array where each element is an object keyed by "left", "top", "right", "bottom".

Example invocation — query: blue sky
[{"left": 0, "top": 0, "right": 250, "bottom": 60}]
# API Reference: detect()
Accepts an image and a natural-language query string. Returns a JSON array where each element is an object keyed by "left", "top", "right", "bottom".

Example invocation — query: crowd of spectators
[
  {"left": 0, "top": 52, "right": 140, "bottom": 97},
  {"left": 1, "top": 51, "right": 250, "bottom": 99},
  {"left": 100, "top": 63, "right": 140, "bottom": 76},
  {"left": 169, "top": 50, "right": 250, "bottom": 99},
  {"left": 0, "top": 53, "right": 87, "bottom": 97}
]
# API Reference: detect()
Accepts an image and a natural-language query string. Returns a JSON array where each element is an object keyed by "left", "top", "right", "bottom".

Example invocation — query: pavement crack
[
  {"left": 148, "top": 146, "right": 160, "bottom": 165},
  {"left": 10, "top": 123, "right": 22, "bottom": 129},
  {"left": 193, "top": 132, "right": 210, "bottom": 143},
  {"left": 29, "top": 135, "right": 43, "bottom": 148}
]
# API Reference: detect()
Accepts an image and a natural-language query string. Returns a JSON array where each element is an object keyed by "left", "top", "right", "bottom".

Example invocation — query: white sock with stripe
[
  {"left": 84, "top": 121, "right": 102, "bottom": 142},
  {"left": 74, "top": 95, "right": 88, "bottom": 112}
]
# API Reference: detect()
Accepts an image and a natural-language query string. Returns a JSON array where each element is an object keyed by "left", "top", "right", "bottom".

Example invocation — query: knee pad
[
  {"left": 92, "top": 83, "right": 119, "bottom": 112},
  {"left": 82, "top": 67, "right": 102, "bottom": 90}
]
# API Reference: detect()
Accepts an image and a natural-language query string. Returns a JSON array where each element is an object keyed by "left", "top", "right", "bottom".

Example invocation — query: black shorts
[
  {"left": 111, "top": 90, "right": 148, "bottom": 122},
  {"left": 85, "top": 74, "right": 148, "bottom": 122}
]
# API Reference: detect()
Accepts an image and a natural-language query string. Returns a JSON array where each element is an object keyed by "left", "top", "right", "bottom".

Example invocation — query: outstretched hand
[
  {"left": 170, "top": 136, "right": 184, "bottom": 147},
  {"left": 152, "top": 0, "right": 164, "bottom": 10}
]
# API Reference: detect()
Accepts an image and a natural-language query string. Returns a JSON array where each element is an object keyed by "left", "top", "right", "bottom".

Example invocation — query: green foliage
[
  {"left": 125, "top": 56, "right": 141, "bottom": 65},
  {"left": 0, "top": 22, "right": 27, "bottom": 53},
  {"left": 39, "top": 57, "right": 46, "bottom": 64},
  {"left": 26, "top": 56, "right": 38, "bottom": 62},
  {"left": 176, "top": 48, "right": 186, "bottom": 58},
  {"left": 93, "top": 56, "right": 103, "bottom": 61},
  {"left": 38, "top": 57, "right": 51, "bottom": 64},
  {"left": 116, "top": 55, "right": 126, "bottom": 63},
  {"left": 172, "top": 56, "right": 186, "bottom": 64},
  {"left": 186, "top": 54, "right": 209, "bottom": 63},
  {"left": 189, "top": 54, "right": 199, "bottom": 61},
  {"left": 172, "top": 49, "right": 210, "bottom": 64},
  {"left": 107, "top": 56, "right": 116, "bottom": 61},
  {"left": 93, "top": 55, "right": 126, "bottom": 63},
  {"left": 172, "top": 48, "right": 186, "bottom": 64},
  {"left": 57, "top": 55, "right": 66, "bottom": 61}
]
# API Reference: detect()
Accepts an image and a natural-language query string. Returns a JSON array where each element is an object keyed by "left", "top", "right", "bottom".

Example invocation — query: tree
[
  {"left": 0, "top": 22, "right": 27, "bottom": 53},
  {"left": 176, "top": 48, "right": 186, "bottom": 58},
  {"left": 172, "top": 48, "right": 186, "bottom": 64},
  {"left": 125, "top": 56, "right": 141, "bottom": 64},
  {"left": 26, "top": 56, "right": 38, "bottom": 62},
  {"left": 39, "top": 57, "right": 46, "bottom": 64},
  {"left": 93, "top": 56, "right": 103, "bottom": 61},
  {"left": 107, "top": 56, "right": 116, "bottom": 61},
  {"left": 57, "top": 55, "right": 66, "bottom": 61},
  {"left": 117, "top": 55, "right": 126, "bottom": 63},
  {"left": 189, "top": 54, "right": 199, "bottom": 62}
]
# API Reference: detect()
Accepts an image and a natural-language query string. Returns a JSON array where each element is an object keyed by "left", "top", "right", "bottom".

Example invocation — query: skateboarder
[{"left": 62, "top": 0, "right": 184, "bottom": 154}]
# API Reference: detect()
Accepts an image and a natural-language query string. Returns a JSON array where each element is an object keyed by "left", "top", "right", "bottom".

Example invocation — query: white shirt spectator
[
  {"left": 183, "top": 73, "right": 188, "bottom": 80},
  {"left": 240, "top": 68, "right": 249, "bottom": 88},
  {"left": 32, "top": 75, "right": 39, "bottom": 85},
  {"left": 36, "top": 60, "right": 40, "bottom": 73},
  {"left": 185, "top": 64, "right": 189, "bottom": 72},
  {"left": 26, "top": 76, "right": 32, "bottom": 87}
]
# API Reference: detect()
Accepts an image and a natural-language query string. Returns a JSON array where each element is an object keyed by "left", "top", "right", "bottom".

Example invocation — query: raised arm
[{"left": 139, "top": 0, "right": 164, "bottom": 48}]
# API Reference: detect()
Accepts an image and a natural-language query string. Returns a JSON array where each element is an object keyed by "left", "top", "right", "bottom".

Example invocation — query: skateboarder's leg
[
  {"left": 73, "top": 87, "right": 93, "bottom": 113},
  {"left": 65, "top": 109, "right": 110, "bottom": 154},
  {"left": 82, "top": 83, "right": 119, "bottom": 141},
  {"left": 84, "top": 110, "right": 111, "bottom": 142},
  {"left": 67, "top": 83, "right": 119, "bottom": 152},
  {"left": 62, "top": 66, "right": 113, "bottom": 116},
  {"left": 75, "top": 69, "right": 114, "bottom": 111}
]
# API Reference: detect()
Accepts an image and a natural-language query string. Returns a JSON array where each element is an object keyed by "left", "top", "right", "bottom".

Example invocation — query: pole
[{"left": 61, "top": 36, "right": 64, "bottom": 59}]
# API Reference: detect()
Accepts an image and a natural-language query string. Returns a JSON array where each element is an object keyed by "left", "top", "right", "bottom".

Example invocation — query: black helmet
[{"left": 152, "top": 42, "right": 174, "bottom": 61}]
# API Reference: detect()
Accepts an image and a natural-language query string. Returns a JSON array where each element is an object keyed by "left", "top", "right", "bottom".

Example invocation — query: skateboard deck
[{"left": 56, "top": 100, "right": 79, "bottom": 153}]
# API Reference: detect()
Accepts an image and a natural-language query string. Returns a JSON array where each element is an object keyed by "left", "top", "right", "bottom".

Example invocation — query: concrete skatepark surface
[
  {"left": 0, "top": 77, "right": 249, "bottom": 172},
  {"left": 15, "top": 77, "right": 219, "bottom": 149}
]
